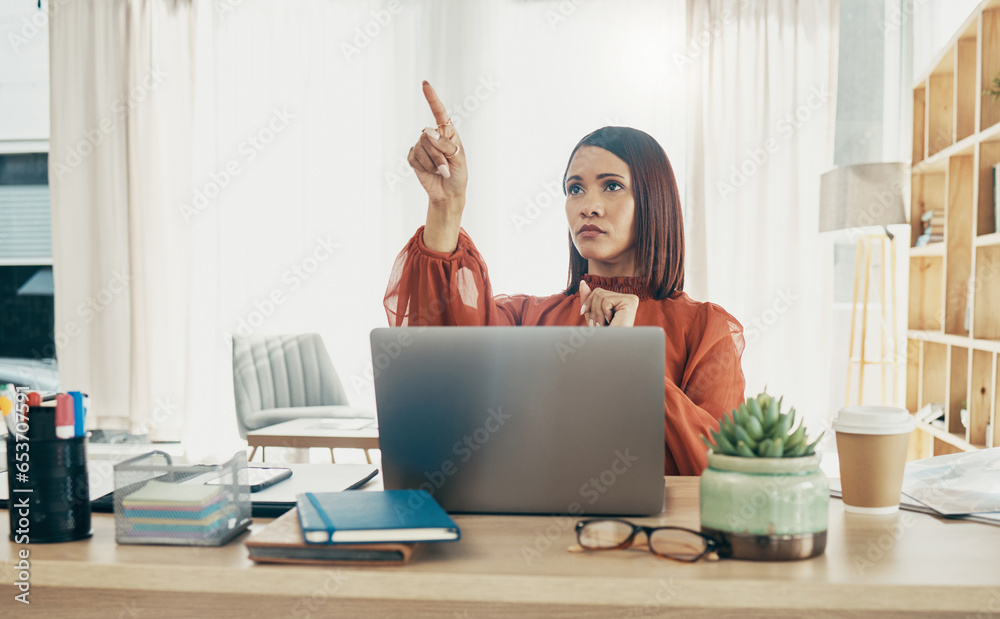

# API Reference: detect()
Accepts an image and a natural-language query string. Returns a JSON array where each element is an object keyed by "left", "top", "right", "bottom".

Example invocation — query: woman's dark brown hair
[{"left": 562, "top": 126, "right": 685, "bottom": 300}]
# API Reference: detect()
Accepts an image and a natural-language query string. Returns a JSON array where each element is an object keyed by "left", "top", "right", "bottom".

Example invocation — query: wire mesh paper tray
[{"left": 113, "top": 450, "right": 251, "bottom": 546}]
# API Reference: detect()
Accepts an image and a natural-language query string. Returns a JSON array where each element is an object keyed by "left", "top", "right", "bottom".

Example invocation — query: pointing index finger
[{"left": 422, "top": 81, "right": 451, "bottom": 127}]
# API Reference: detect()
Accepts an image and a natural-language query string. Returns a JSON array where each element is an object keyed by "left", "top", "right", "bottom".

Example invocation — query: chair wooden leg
[
  {"left": 364, "top": 449, "right": 372, "bottom": 464},
  {"left": 329, "top": 448, "right": 336, "bottom": 463},
  {"left": 249, "top": 446, "right": 258, "bottom": 462}
]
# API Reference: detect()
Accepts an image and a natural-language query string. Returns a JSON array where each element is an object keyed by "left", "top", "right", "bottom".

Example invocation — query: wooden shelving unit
[{"left": 907, "top": 0, "right": 1000, "bottom": 460}]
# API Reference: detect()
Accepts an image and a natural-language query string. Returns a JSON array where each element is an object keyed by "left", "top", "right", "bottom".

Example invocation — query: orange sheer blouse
[{"left": 384, "top": 226, "right": 747, "bottom": 476}]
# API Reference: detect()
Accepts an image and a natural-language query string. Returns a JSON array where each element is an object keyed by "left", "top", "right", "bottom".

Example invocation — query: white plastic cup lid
[{"left": 832, "top": 406, "right": 914, "bottom": 435}]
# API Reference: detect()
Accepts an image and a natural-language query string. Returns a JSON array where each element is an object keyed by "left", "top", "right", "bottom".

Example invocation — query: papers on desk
[
  {"left": 310, "top": 418, "right": 376, "bottom": 431},
  {"left": 829, "top": 479, "right": 1000, "bottom": 526},
  {"left": 901, "top": 448, "right": 1000, "bottom": 515}
]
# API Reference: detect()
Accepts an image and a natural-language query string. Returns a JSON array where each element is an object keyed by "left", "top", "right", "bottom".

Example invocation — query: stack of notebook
[
  {"left": 119, "top": 480, "right": 239, "bottom": 541},
  {"left": 246, "top": 489, "right": 459, "bottom": 566}
]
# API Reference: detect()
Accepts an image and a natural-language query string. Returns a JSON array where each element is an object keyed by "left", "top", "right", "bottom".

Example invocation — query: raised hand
[
  {"left": 408, "top": 81, "right": 467, "bottom": 209},
  {"left": 579, "top": 281, "right": 639, "bottom": 327}
]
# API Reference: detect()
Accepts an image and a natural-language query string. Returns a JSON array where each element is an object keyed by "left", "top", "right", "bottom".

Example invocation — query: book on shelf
[
  {"left": 922, "top": 217, "right": 944, "bottom": 235},
  {"left": 918, "top": 209, "right": 945, "bottom": 240},
  {"left": 915, "top": 232, "right": 944, "bottom": 247},
  {"left": 922, "top": 227, "right": 945, "bottom": 239},
  {"left": 245, "top": 507, "right": 416, "bottom": 566},
  {"left": 913, "top": 403, "right": 945, "bottom": 424}
]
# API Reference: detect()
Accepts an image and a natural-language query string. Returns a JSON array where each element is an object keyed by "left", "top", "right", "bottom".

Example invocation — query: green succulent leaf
[
  {"left": 764, "top": 396, "right": 779, "bottom": 430},
  {"left": 774, "top": 411, "right": 794, "bottom": 437},
  {"left": 785, "top": 440, "right": 808, "bottom": 457},
  {"left": 803, "top": 431, "right": 826, "bottom": 456},
  {"left": 715, "top": 431, "right": 738, "bottom": 455},
  {"left": 784, "top": 424, "right": 807, "bottom": 449},
  {"left": 735, "top": 440, "right": 756, "bottom": 458},
  {"left": 744, "top": 414, "right": 764, "bottom": 441},
  {"left": 770, "top": 439, "right": 784, "bottom": 458},
  {"left": 721, "top": 416, "right": 738, "bottom": 443},
  {"left": 756, "top": 391, "right": 771, "bottom": 409},
  {"left": 755, "top": 438, "right": 770, "bottom": 457},
  {"left": 717, "top": 391, "right": 820, "bottom": 458},
  {"left": 734, "top": 424, "right": 758, "bottom": 450}
]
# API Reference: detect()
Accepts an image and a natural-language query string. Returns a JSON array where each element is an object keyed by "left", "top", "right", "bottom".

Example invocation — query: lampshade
[{"left": 818, "top": 162, "right": 908, "bottom": 233}]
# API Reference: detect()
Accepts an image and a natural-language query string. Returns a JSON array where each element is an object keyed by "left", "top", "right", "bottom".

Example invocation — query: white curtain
[
  {"left": 50, "top": 0, "right": 686, "bottom": 461},
  {"left": 49, "top": 0, "right": 201, "bottom": 441},
  {"left": 685, "top": 0, "right": 839, "bottom": 431}
]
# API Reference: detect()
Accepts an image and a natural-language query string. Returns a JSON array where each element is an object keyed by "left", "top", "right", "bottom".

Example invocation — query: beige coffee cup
[{"left": 833, "top": 406, "right": 914, "bottom": 514}]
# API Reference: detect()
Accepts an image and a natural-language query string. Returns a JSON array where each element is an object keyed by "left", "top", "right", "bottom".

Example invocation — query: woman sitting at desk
[{"left": 385, "top": 82, "right": 746, "bottom": 476}]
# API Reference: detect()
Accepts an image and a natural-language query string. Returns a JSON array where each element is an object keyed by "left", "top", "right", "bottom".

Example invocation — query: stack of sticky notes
[{"left": 119, "top": 480, "right": 238, "bottom": 541}]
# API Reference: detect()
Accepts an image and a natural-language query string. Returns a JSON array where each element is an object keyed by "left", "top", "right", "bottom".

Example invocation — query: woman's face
[{"left": 565, "top": 145, "right": 636, "bottom": 277}]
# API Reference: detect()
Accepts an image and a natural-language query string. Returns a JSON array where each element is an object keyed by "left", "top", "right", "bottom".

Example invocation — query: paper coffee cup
[{"left": 833, "top": 406, "right": 913, "bottom": 515}]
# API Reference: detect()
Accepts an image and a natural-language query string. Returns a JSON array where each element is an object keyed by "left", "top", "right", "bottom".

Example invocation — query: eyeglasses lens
[
  {"left": 579, "top": 520, "right": 634, "bottom": 549},
  {"left": 648, "top": 529, "right": 706, "bottom": 561}
]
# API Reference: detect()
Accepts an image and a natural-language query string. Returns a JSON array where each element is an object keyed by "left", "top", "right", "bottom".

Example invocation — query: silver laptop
[{"left": 371, "top": 327, "right": 665, "bottom": 515}]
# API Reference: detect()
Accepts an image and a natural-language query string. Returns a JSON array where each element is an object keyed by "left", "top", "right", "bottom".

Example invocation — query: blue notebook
[{"left": 295, "top": 490, "right": 461, "bottom": 544}]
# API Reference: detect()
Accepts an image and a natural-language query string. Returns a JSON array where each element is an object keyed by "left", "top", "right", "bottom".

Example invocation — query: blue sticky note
[{"left": 69, "top": 391, "right": 85, "bottom": 437}]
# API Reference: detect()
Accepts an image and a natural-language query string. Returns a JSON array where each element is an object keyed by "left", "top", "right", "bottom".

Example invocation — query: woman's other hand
[
  {"left": 579, "top": 281, "right": 639, "bottom": 327},
  {"left": 408, "top": 81, "right": 467, "bottom": 210}
]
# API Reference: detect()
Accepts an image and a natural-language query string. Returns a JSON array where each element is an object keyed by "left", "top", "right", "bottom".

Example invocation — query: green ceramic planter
[{"left": 700, "top": 452, "right": 829, "bottom": 561}]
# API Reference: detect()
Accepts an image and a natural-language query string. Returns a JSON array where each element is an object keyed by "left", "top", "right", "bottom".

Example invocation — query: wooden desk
[
  {"left": 246, "top": 418, "right": 380, "bottom": 463},
  {"left": 3, "top": 478, "right": 999, "bottom": 617}
]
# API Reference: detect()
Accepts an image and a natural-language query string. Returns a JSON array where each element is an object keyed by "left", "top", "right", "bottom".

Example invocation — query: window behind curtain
[{"left": 203, "top": 0, "right": 687, "bottom": 412}]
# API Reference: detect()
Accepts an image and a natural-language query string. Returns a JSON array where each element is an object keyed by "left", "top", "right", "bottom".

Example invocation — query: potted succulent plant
[
  {"left": 699, "top": 391, "right": 828, "bottom": 561},
  {"left": 985, "top": 71, "right": 1000, "bottom": 102}
]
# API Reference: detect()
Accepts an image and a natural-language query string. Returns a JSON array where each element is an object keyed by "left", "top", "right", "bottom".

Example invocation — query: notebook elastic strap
[{"left": 305, "top": 492, "right": 336, "bottom": 532}]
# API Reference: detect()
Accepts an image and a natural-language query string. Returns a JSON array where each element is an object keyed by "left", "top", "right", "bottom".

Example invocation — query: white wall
[{"left": 0, "top": 1, "right": 49, "bottom": 149}]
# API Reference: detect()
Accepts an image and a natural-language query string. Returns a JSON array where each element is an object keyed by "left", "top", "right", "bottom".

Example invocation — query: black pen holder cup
[{"left": 6, "top": 436, "right": 92, "bottom": 543}]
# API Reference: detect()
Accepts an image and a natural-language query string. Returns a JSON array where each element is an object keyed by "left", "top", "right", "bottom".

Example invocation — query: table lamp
[{"left": 818, "top": 162, "right": 908, "bottom": 406}]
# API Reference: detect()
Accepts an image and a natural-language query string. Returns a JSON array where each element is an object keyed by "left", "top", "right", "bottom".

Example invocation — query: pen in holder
[{"left": 6, "top": 430, "right": 93, "bottom": 543}]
